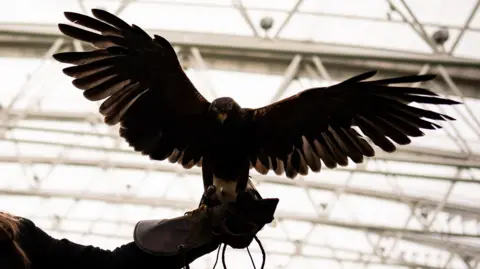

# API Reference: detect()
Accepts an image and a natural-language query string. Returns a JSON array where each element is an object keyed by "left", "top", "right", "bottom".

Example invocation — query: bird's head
[{"left": 209, "top": 97, "right": 241, "bottom": 124}]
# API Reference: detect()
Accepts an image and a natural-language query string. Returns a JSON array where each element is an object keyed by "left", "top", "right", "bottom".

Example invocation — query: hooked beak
[{"left": 217, "top": 113, "right": 228, "bottom": 124}]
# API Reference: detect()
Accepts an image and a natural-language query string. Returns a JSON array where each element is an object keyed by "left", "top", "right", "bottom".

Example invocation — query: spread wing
[
  {"left": 53, "top": 9, "right": 211, "bottom": 168},
  {"left": 247, "top": 71, "right": 461, "bottom": 178}
]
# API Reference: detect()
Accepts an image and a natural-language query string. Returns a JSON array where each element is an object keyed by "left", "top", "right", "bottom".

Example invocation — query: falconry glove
[
  {"left": 134, "top": 209, "right": 219, "bottom": 269},
  {"left": 134, "top": 191, "right": 278, "bottom": 269},
  {"left": 211, "top": 190, "right": 278, "bottom": 249}
]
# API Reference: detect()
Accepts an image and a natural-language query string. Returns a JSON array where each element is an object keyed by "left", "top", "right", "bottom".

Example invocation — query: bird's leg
[{"left": 184, "top": 185, "right": 217, "bottom": 215}]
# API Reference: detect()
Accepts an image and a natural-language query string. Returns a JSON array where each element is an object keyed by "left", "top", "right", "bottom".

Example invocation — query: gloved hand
[
  {"left": 210, "top": 190, "right": 279, "bottom": 249},
  {"left": 133, "top": 191, "right": 279, "bottom": 268}
]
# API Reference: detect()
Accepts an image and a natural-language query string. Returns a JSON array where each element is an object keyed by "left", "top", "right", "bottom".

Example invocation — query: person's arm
[
  {"left": 16, "top": 217, "right": 208, "bottom": 269},
  {"left": 3, "top": 192, "right": 277, "bottom": 269}
]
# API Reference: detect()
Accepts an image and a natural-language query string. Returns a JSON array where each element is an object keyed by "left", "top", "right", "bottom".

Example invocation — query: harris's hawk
[{"left": 53, "top": 9, "right": 461, "bottom": 213}]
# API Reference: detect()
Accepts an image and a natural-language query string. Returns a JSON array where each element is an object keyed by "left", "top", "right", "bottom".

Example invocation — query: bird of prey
[{"left": 53, "top": 9, "right": 461, "bottom": 213}]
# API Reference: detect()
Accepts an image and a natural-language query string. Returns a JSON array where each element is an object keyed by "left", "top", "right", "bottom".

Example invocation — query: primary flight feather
[{"left": 53, "top": 9, "right": 461, "bottom": 211}]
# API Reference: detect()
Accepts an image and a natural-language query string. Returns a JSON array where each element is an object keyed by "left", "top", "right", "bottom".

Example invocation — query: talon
[{"left": 184, "top": 203, "right": 208, "bottom": 216}]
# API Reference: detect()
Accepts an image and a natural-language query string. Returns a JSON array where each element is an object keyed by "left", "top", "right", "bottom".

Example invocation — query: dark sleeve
[{"left": 17, "top": 218, "right": 183, "bottom": 269}]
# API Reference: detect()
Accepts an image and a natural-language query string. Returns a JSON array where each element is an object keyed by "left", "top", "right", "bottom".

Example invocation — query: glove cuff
[{"left": 134, "top": 212, "right": 221, "bottom": 269}]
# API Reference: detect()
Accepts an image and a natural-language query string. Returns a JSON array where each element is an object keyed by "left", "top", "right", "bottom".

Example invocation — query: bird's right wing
[
  {"left": 53, "top": 9, "right": 211, "bottom": 168},
  {"left": 246, "top": 71, "right": 460, "bottom": 178}
]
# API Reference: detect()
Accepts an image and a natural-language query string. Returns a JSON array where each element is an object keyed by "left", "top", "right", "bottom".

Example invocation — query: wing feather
[
  {"left": 54, "top": 9, "right": 210, "bottom": 168},
  {"left": 247, "top": 71, "right": 460, "bottom": 179}
]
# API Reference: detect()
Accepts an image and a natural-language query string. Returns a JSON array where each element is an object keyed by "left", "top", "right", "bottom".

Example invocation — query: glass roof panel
[
  {"left": 308, "top": 226, "right": 373, "bottom": 251},
  {"left": 120, "top": 2, "right": 253, "bottom": 35},
  {"left": 299, "top": 0, "right": 392, "bottom": 19},
  {"left": 58, "top": 219, "right": 92, "bottom": 233},
  {"left": 454, "top": 30, "right": 480, "bottom": 60},
  {"left": 33, "top": 197, "right": 77, "bottom": 218},
  {"left": 40, "top": 166, "right": 99, "bottom": 192},
  {"left": 348, "top": 172, "right": 400, "bottom": 191},
  {"left": 1, "top": 195, "right": 43, "bottom": 216},
  {"left": 280, "top": 14, "right": 433, "bottom": 53},
  {"left": 449, "top": 182, "right": 480, "bottom": 207},
  {"left": 80, "top": 0, "right": 123, "bottom": 14},
  {"left": 149, "top": 0, "right": 232, "bottom": 5},
  {"left": 203, "top": 70, "right": 283, "bottom": 107},
  {"left": 390, "top": 240, "right": 456, "bottom": 266},
  {"left": 0, "top": 58, "right": 42, "bottom": 108},
  {"left": 256, "top": 183, "right": 318, "bottom": 215},
  {"left": 280, "top": 219, "right": 314, "bottom": 240},
  {"left": 367, "top": 161, "right": 459, "bottom": 179},
  {"left": 162, "top": 175, "right": 201, "bottom": 200},
  {"left": 66, "top": 200, "right": 108, "bottom": 220},
  {"left": 0, "top": 0, "right": 82, "bottom": 24},
  {"left": 333, "top": 196, "right": 411, "bottom": 227},
  {"left": 1, "top": 1, "right": 480, "bottom": 267},
  {"left": 401, "top": 0, "right": 478, "bottom": 26},
  {"left": 0, "top": 0, "right": 478, "bottom": 58},
  {"left": 472, "top": 7, "right": 480, "bottom": 27},
  {"left": 88, "top": 175, "right": 141, "bottom": 196},
  {"left": 0, "top": 163, "right": 32, "bottom": 190},
  {"left": 241, "top": 0, "right": 299, "bottom": 11}
]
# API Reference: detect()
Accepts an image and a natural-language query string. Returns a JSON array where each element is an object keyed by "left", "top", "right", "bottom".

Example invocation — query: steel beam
[
  {"left": 449, "top": 0, "right": 480, "bottom": 54},
  {"left": 270, "top": 54, "right": 302, "bottom": 102},
  {"left": 0, "top": 23, "right": 479, "bottom": 98},
  {"left": 2, "top": 23, "right": 479, "bottom": 67},
  {"left": 36, "top": 228, "right": 458, "bottom": 269},
  {"left": 3, "top": 129, "right": 479, "bottom": 169},
  {"left": 2, "top": 188, "right": 478, "bottom": 239},
  {"left": 2, "top": 123, "right": 477, "bottom": 181},
  {"left": 24, "top": 217, "right": 459, "bottom": 269},
  {"left": 4, "top": 187, "right": 480, "bottom": 259},
  {"left": 0, "top": 5, "right": 477, "bottom": 266},
  {"left": 0, "top": 155, "right": 479, "bottom": 219},
  {"left": 232, "top": 0, "right": 259, "bottom": 37},
  {"left": 3, "top": 109, "right": 479, "bottom": 166},
  {"left": 273, "top": 0, "right": 304, "bottom": 39},
  {"left": 1, "top": 129, "right": 479, "bottom": 176},
  {"left": 1, "top": 23, "right": 480, "bottom": 77},
  {"left": 403, "top": 234, "right": 480, "bottom": 260}
]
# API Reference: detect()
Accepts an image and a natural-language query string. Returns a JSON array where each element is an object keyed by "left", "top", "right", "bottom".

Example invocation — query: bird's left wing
[
  {"left": 246, "top": 71, "right": 461, "bottom": 178},
  {"left": 53, "top": 9, "right": 211, "bottom": 168}
]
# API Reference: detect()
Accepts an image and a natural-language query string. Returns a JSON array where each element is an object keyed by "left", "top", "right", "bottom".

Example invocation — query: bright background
[{"left": 0, "top": 1, "right": 480, "bottom": 269}]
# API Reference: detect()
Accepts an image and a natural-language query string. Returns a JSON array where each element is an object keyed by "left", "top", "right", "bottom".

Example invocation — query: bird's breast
[
  {"left": 208, "top": 126, "right": 248, "bottom": 155},
  {"left": 205, "top": 121, "right": 251, "bottom": 181},
  {"left": 208, "top": 152, "right": 248, "bottom": 179}
]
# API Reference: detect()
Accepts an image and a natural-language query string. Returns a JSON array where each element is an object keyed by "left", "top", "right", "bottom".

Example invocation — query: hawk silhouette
[{"left": 53, "top": 9, "right": 461, "bottom": 213}]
